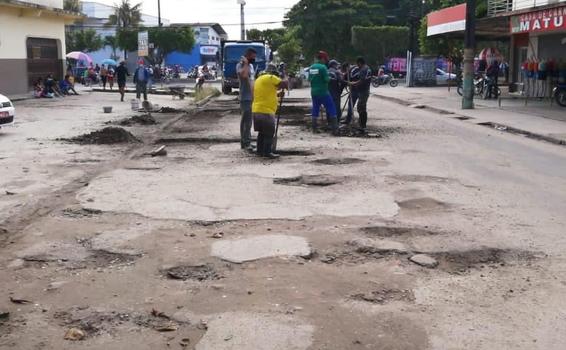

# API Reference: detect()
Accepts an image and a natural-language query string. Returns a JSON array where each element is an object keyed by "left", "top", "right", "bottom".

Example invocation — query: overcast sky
[{"left": 92, "top": 0, "right": 300, "bottom": 38}]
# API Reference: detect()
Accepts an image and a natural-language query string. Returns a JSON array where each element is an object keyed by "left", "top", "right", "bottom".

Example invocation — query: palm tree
[{"left": 107, "top": 0, "right": 142, "bottom": 28}]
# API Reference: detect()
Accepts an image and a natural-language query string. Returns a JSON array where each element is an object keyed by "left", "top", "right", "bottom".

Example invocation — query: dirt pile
[
  {"left": 62, "top": 127, "right": 140, "bottom": 145},
  {"left": 113, "top": 115, "right": 157, "bottom": 126}
]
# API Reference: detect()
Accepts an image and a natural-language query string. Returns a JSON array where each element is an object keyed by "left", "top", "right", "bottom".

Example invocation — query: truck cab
[{"left": 221, "top": 41, "right": 271, "bottom": 95}]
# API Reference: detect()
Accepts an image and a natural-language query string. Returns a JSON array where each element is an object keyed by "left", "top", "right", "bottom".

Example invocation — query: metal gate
[{"left": 26, "top": 37, "right": 63, "bottom": 88}]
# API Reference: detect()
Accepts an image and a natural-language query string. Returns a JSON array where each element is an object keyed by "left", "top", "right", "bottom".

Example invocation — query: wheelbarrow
[{"left": 169, "top": 86, "right": 186, "bottom": 100}]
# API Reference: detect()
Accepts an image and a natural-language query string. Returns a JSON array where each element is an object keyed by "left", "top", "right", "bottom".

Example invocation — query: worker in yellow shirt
[{"left": 252, "top": 64, "right": 289, "bottom": 159}]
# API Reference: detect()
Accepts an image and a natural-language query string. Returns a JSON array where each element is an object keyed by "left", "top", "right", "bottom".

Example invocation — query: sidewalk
[{"left": 372, "top": 86, "right": 566, "bottom": 145}]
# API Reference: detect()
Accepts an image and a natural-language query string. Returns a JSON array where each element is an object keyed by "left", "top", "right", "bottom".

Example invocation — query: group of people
[
  {"left": 33, "top": 74, "right": 78, "bottom": 98},
  {"left": 236, "top": 48, "right": 373, "bottom": 159},
  {"left": 313, "top": 51, "right": 373, "bottom": 132}
]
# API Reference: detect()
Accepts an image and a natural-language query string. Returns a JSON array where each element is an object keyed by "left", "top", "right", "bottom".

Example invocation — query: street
[{"left": 1, "top": 88, "right": 566, "bottom": 350}]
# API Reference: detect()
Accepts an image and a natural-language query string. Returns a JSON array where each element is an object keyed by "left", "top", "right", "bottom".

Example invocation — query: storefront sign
[
  {"left": 427, "top": 4, "right": 467, "bottom": 36},
  {"left": 200, "top": 46, "right": 218, "bottom": 56},
  {"left": 138, "top": 31, "right": 149, "bottom": 57},
  {"left": 511, "top": 6, "right": 566, "bottom": 34}
]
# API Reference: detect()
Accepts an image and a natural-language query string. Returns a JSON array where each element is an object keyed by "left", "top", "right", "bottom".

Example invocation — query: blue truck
[{"left": 221, "top": 40, "right": 272, "bottom": 95}]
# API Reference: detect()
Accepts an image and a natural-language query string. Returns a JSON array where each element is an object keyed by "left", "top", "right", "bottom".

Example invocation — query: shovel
[{"left": 272, "top": 95, "right": 285, "bottom": 153}]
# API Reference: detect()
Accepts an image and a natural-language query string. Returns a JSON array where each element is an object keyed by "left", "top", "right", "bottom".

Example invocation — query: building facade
[
  {"left": 0, "top": 0, "right": 79, "bottom": 97},
  {"left": 166, "top": 23, "right": 228, "bottom": 70},
  {"left": 488, "top": 0, "right": 566, "bottom": 92}
]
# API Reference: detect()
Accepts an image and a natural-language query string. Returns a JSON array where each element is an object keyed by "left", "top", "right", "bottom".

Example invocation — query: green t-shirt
[{"left": 309, "top": 62, "right": 330, "bottom": 96}]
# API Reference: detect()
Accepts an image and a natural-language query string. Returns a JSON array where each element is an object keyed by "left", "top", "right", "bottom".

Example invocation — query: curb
[{"left": 372, "top": 92, "right": 566, "bottom": 147}]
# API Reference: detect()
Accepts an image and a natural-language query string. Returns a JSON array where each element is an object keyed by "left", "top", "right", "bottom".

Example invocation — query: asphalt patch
[
  {"left": 158, "top": 106, "right": 183, "bottom": 113},
  {"left": 351, "top": 289, "right": 415, "bottom": 304},
  {"left": 155, "top": 137, "right": 240, "bottom": 144},
  {"left": 164, "top": 264, "right": 220, "bottom": 281},
  {"left": 273, "top": 175, "right": 344, "bottom": 187},
  {"left": 62, "top": 208, "right": 103, "bottom": 218},
  {"left": 60, "top": 127, "right": 140, "bottom": 145},
  {"left": 312, "top": 158, "right": 365, "bottom": 165},
  {"left": 337, "top": 126, "right": 403, "bottom": 139},
  {"left": 361, "top": 226, "right": 439, "bottom": 238}
]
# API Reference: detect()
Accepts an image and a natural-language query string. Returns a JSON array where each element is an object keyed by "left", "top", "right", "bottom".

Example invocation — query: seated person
[
  {"left": 33, "top": 78, "right": 44, "bottom": 98},
  {"left": 60, "top": 75, "right": 79, "bottom": 95}
]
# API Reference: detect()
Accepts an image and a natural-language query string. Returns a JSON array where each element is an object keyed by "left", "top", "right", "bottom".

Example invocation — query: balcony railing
[{"left": 488, "top": 0, "right": 566, "bottom": 16}]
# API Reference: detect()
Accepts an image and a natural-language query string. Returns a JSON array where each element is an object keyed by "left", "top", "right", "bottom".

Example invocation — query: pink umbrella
[
  {"left": 478, "top": 47, "right": 502, "bottom": 64},
  {"left": 66, "top": 51, "right": 93, "bottom": 65}
]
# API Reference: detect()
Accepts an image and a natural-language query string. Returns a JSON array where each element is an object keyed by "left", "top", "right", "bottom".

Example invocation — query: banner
[
  {"left": 511, "top": 6, "right": 566, "bottom": 34},
  {"left": 427, "top": 4, "right": 466, "bottom": 36},
  {"left": 138, "top": 31, "right": 149, "bottom": 57}
]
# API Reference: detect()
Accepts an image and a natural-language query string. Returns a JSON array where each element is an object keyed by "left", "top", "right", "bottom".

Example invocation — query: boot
[
  {"left": 329, "top": 117, "right": 339, "bottom": 136},
  {"left": 312, "top": 118, "right": 320, "bottom": 134},
  {"left": 256, "top": 133, "right": 265, "bottom": 156},
  {"left": 263, "top": 140, "right": 280, "bottom": 159}
]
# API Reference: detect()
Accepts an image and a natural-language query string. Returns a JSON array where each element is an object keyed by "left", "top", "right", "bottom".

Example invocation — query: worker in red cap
[{"left": 308, "top": 51, "right": 338, "bottom": 135}]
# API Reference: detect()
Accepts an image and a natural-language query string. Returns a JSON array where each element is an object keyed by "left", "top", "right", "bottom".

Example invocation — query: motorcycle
[
  {"left": 457, "top": 74, "right": 485, "bottom": 97},
  {"left": 371, "top": 74, "right": 399, "bottom": 88},
  {"left": 553, "top": 83, "right": 566, "bottom": 107}
]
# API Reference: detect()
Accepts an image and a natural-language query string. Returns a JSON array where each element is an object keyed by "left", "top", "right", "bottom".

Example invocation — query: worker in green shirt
[{"left": 308, "top": 51, "right": 338, "bottom": 135}]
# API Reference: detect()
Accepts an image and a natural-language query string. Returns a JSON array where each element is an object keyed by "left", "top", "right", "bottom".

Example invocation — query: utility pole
[
  {"left": 237, "top": 0, "right": 246, "bottom": 40},
  {"left": 462, "top": 0, "right": 476, "bottom": 109},
  {"left": 157, "top": 0, "right": 162, "bottom": 27}
]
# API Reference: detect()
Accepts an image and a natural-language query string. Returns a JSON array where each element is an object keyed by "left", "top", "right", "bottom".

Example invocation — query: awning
[{"left": 427, "top": 4, "right": 467, "bottom": 36}]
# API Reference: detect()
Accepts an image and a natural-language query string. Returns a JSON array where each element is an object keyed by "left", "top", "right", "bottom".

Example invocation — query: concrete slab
[
  {"left": 195, "top": 312, "right": 313, "bottom": 350},
  {"left": 77, "top": 169, "right": 399, "bottom": 221},
  {"left": 211, "top": 235, "right": 311, "bottom": 263}
]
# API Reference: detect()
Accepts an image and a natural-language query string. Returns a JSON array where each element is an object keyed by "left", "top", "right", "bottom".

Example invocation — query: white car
[
  {"left": 0, "top": 94, "right": 15, "bottom": 127},
  {"left": 436, "top": 68, "right": 457, "bottom": 84}
]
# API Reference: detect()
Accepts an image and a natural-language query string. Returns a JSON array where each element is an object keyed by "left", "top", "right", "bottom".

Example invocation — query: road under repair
[{"left": 0, "top": 90, "right": 565, "bottom": 350}]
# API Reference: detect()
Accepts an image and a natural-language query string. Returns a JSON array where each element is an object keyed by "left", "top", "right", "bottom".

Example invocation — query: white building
[{"left": 0, "top": 0, "right": 80, "bottom": 97}]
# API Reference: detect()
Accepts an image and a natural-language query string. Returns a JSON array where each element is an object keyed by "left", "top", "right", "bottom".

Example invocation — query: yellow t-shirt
[{"left": 252, "top": 74, "right": 282, "bottom": 115}]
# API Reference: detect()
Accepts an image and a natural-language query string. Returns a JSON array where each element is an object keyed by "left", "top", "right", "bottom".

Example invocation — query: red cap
[{"left": 317, "top": 51, "right": 329, "bottom": 62}]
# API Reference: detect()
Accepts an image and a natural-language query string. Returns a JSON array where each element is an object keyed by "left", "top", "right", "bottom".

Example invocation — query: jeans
[
  {"left": 136, "top": 81, "right": 148, "bottom": 101},
  {"left": 253, "top": 113, "right": 276, "bottom": 155},
  {"left": 330, "top": 91, "right": 342, "bottom": 121},
  {"left": 240, "top": 100, "right": 253, "bottom": 148},
  {"left": 345, "top": 90, "right": 360, "bottom": 124},
  {"left": 357, "top": 90, "right": 369, "bottom": 129},
  {"left": 311, "top": 93, "right": 337, "bottom": 119}
]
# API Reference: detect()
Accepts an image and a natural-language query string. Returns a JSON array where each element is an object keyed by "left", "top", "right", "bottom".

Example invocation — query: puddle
[
  {"left": 164, "top": 264, "right": 221, "bottom": 281},
  {"left": 351, "top": 289, "right": 415, "bottom": 304},
  {"left": 361, "top": 226, "right": 439, "bottom": 238},
  {"left": 312, "top": 158, "right": 365, "bottom": 165},
  {"left": 397, "top": 197, "right": 449, "bottom": 211},
  {"left": 273, "top": 175, "right": 344, "bottom": 187},
  {"left": 59, "top": 127, "right": 140, "bottom": 145}
]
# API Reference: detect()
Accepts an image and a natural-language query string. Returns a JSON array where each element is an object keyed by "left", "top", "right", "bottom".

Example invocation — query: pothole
[
  {"left": 82, "top": 250, "right": 140, "bottom": 269},
  {"left": 155, "top": 137, "right": 240, "bottom": 144},
  {"left": 319, "top": 240, "right": 408, "bottom": 265},
  {"left": 453, "top": 116, "right": 473, "bottom": 121},
  {"left": 312, "top": 158, "right": 365, "bottom": 165},
  {"left": 337, "top": 126, "right": 403, "bottom": 138},
  {"left": 275, "top": 149, "right": 315, "bottom": 156},
  {"left": 351, "top": 289, "right": 415, "bottom": 304},
  {"left": 397, "top": 197, "right": 449, "bottom": 211},
  {"left": 158, "top": 106, "right": 183, "bottom": 113},
  {"left": 273, "top": 175, "right": 344, "bottom": 187},
  {"left": 61, "top": 208, "right": 102, "bottom": 218},
  {"left": 54, "top": 307, "right": 190, "bottom": 338},
  {"left": 59, "top": 127, "right": 140, "bottom": 145},
  {"left": 163, "top": 264, "right": 221, "bottom": 281},
  {"left": 361, "top": 226, "right": 439, "bottom": 238},
  {"left": 430, "top": 248, "right": 541, "bottom": 274},
  {"left": 110, "top": 114, "right": 157, "bottom": 126}
]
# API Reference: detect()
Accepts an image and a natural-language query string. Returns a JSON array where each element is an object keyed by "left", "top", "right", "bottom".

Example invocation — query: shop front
[{"left": 509, "top": 5, "right": 566, "bottom": 95}]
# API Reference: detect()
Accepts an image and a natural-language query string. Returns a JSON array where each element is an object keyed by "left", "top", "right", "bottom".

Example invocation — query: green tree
[
  {"left": 352, "top": 26, "right": 409, "bottom": 66},
  {"left": 277, "top": 27, "right": 303, "bottom": 73},
  {"left": 104, "top": 35, "right": 120, "bottom": 60},
  {"left": 285, "top": 0, "right": 384, "bottom": 62},
  {"left": 116, "top": 28, "right": 138, "bottom": 54},
  {"left": 66, "top": 29, "right": 104, "bottom": 53},
  {"left": 147, "top": 27, "right": 196, "bottom": 64},
  {"left": 107, "top": 0, "right": 142, "bottom": 28},
  {"left": 63, "top": 0, "right": 81, "bottom": 12},
  {"left": 246, "top": 28, "right": 286, "bottom": 52}
]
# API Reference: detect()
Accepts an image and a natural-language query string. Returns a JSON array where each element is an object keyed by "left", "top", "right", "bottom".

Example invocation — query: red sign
[
  {"left": 511, "top": 6, "right": 566, "bottom": 33},
  {"left": 427, "top": 4, "right": 467, "bottom": 36}
]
